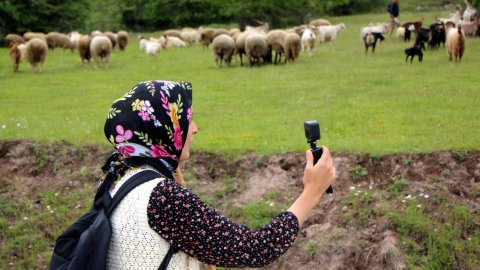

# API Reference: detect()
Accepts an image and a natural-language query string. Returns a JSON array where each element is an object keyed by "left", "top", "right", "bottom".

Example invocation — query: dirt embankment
[{"left": 1, "top": 140, "right": 479, "bottom": 269}]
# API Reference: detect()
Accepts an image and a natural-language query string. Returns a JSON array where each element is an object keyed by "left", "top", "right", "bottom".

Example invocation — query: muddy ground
[{"left": 1, "top": 140, "right": 479, "bottom": 269}]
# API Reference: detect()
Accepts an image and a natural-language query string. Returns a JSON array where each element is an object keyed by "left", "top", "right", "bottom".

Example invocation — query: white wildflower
[
  {"left": 424, "top": 195, "right": 429, "bottom": 199},
  {"left": 23, "top": 216, "right": 28, "bottom": 221},
  {"left": 350, "top": 186, "right": 356, "bottom": 190},
  {"left": 416, "top": 204, "right": 422, "bottom": 208}
]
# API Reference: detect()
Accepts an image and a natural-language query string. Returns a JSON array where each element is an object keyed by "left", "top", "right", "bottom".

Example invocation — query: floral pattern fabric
[
  {"left": 147, "top": 179, "right": 300, "bottom": 268},
  {"left": 104, "top": 80, "right": 193, "bottom": 170}
]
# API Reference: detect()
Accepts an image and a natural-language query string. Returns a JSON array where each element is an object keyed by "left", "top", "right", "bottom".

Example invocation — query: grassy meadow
[{"left": 1, "top": 10, "right": 480, "bottom": 156}]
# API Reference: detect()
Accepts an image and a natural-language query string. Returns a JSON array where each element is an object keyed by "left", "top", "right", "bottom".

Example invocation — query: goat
[
  {"left": 363, "top": 32, "right": 384, "bottom": 54},
  {"left": 405, "top": 43, "right": 424, "bottom": 63}
]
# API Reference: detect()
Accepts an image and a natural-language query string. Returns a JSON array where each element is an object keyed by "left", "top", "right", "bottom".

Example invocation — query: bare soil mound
[{"left": 1, "top": 140, "right": 479, "bottom": 269}]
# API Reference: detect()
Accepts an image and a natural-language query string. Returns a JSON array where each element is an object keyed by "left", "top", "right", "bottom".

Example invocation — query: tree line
[{"left": 1, "top": 0, "right": 477, "bottom": 34}]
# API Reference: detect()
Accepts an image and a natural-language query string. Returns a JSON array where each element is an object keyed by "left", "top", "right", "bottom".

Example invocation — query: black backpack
[{"left": 50, "top": 169, "right": 179, "bottom": 270}]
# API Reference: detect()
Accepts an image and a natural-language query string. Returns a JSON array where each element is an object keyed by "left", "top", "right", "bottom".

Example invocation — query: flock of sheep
[
  {"left": 361, "top": 0, "right": 478, "bottom": 62},
  {"left": 7, "top": 30, "right": 129, "bottom": 73},
  {"left": 138, "top": 19, "right": 346, "bottom": 68},
  {"left": 5, "top": 1, "right": 479, "bottom": 73}
]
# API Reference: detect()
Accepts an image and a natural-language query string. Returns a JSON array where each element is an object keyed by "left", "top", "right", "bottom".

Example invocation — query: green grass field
[{"left": 1, "top": 10, "right": 479, "bottom": 155}]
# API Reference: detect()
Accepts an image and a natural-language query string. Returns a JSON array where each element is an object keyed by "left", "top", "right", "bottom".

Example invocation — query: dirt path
[{"left": 1, "top": 140, "right": 479, "bottom": 269}]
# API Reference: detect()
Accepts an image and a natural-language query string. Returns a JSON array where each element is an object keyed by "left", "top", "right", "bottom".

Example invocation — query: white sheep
[
  {"left": 245, "top": 32, "right": 270, "bottom": 66},
  {"left": 266, "top": 30, "right": 287, "bottom": 64},
  {"left": 164, "top": 36, "right": 187, "bottom": 49},
  {"left": 140, "top": 38, "right": 162, "bottom": 56},
  {"left": 396, "top": 27, "right": 405, "bottom": 40},
  {"left": 301, "top": 28, "right": 316, "bottom": 56},
  {"left": 318, "top": 23, "right": 346, "bottom": 44},
  {"left": 180, "top": 30, "right": 200, "bottom": 45},
  {"left": 89, "top": 35, "right": 112, "bottom": 65},
  {"left": 212, "top": 34, "right": 235, "bottom": 67}
]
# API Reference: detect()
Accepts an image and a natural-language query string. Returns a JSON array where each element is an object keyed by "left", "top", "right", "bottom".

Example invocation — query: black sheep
[
  {"left": 404, "top": 43, "right": 423, "bottom": 63},
  {"left": 428, "top": 22, "right": 446, "bottom": 49},
  {"left": 363, "top": 32, "right": 384, "bottom": 54},
  {"left": 415, "top": 28, "right": 430, "bottom": 45}
]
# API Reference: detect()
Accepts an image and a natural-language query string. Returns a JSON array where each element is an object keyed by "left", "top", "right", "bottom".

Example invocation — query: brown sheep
[
  {"left": 117, "top": 31, "right": 129, "bottom": 51},
  {"left": 309, "top": 18, "right": 331, "bottom": 27},
  {"left": 104, "top": 31, "right": 117, "bottom": 49},
  {"left": 77, "top": 35, "right": 92, "bottom": 63},
  {"left": 266, "top": 30, "right": 287, "bottom": 64},
  {"left": 200, "top": 28, "right": 229, "bottom": 48},
  {"left": 46, "top": 32, "right": 74, "bottom": 51},
  {"left": 10, "top": 42, "right": 21, "bottom": 73},
  {"left": 25, "top": 38, "right": 48, "bottom": 72},
  {"left": 163, "top": 29, "right": 182, "bottom": 38},
  {"left": 284, "top": 32, "right": 301, "bottom": 63},
  {"left": 446, "top": 26, "right": 466, "bottom": 61},
  {"left": 6, "top": 34, "right": 25, "bottom": 45},
  {"left": 23, "top": 32, "right": 47, "bottom": 42}
]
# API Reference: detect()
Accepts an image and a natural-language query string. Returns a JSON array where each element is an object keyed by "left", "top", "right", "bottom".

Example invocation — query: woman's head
[{"left": 104, "top": 80, "right": 194, "bottom": 172}]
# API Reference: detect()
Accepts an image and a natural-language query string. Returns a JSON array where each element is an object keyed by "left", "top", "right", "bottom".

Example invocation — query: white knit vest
[{"left": 106, "top": 167, "right": 200, "bottom": 270}]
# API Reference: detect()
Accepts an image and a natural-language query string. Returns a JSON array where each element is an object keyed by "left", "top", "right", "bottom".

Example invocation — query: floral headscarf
[{"left": 103, "top": 80, "right": 193, "bottom": 177}]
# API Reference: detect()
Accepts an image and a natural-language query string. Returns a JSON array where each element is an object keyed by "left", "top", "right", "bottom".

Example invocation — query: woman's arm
[
  {"left": 148, "top": 179, "right": 299, "bottom": 268},
  {"left": 288, "top": 147, "right": 336, "bottom": 226},
  {"left": 147, "top": 146, "right": 335, "bottom": 267}
]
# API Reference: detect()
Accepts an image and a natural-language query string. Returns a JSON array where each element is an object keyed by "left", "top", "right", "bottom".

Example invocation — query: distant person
[
  {"left": 388, "top": 0, "right": 400, "bottom": 26},
  {"left": 57, "top": 80, "right": 337, "bottom": 269}
]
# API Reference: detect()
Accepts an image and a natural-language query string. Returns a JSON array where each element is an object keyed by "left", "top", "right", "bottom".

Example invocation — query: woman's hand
[
  {"left": 302, "top": 147, "right": 336, "bottom": 202},
  {"left": 288, "top": 146, "right": 336, "bottom": 226}
]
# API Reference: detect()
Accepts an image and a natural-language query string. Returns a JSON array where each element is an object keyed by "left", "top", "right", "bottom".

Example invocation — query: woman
[{"left": 102, "top": 80, "right": 336, "bottom": 269}]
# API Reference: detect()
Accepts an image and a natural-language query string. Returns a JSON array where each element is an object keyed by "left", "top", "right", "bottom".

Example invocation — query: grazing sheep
[
  {"left": 404, "top": 43, "right": 424, "bottom": 63},
  {"left": 245, "top": 32, "right": 271, "bottom": 66},
  {"left": 77, "top": 35, "right": 91, "bottom": 63},
  {"left": 318, "top": 23, "right": 346, "bottom": 44},
  {"left": 363, "top": 32, "right": 384, "bottom": 54},
  {"left": 200, "top": 28, "right": 215, "bottom": 48},
  {"left": 117, "top": 31, "right": 129, "bottom": 51},
  {"left": 234, "top": 31, "right": 252, "bottom": 66},
  {"left": 6, "top": 34, "right": 24, "bottom": 45},
  {"left": 46, "top": 32, "right": 74, "bottom": 51},
  {"left": 212, "top": 34, "right": 235, "bottom": 67},
  {"left": 164, "top": 36, "right": 187, "bottom": 49},
  {"left": 309, "top": 18, "right": 331, "bottom": 27},
  {"left": 10, "top": 42, "right": 21, "bottom": 73},
  {"left": 457, "top": 17, "right": 479, "bottom": 36},
  {"left": 104, "top": 31, "right": 117, "bottom": 49},
  {"left": 180, "top": 30, "right": 200, "bottom": 45},
  {"left": 361, "top": 24, "right": 387, "bottom": 40},
  {"left": 446, "top": 26, "right": 466, "bottom": 61},
  {"left": 89, "top": 35, "right": 112, "bottom": 65},
  {"left": 91, "top": 30, "right": 103, "bottom": 37},
  {"left": 18, "top": 43, "right": 27, "bottom": 62},
  {"left": 266, "top": 30, "right": 287, "bottom": 64},
  {"left": 301, "top": 28, "right": 316, "bottom": 56},
  {"left": 415, "top": 28, "right": 430, "bottom": 46},
  {"left": 163, "top": 29, "right": 182, "bottom": 38},
  {"left": 25, "top": 38, "right": 48, "bottom": 72},
  {"left": 284, "top": 32, "right": 301, "bottom": 63},
  {"left": 396, "top": 27, "right": 405, "bottom": 40},
  {"left": 463, "top": 0, "right": 477, "bottom": 21},
  {"left": 23, "top": 32, "right": 47, "bottom": 42},
  {"left": 68, "top": 31, "right": 81, "bottom": 50},
  {"left": 229, "top": 28, "right": 241, "bottom": 37},
  {"left": 139, "top": 38, "right": 162, "bottom": 56}
]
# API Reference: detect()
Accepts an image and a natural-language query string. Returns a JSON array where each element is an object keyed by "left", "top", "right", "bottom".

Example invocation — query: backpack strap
[
  {"left": 102, "top": 169, "right": 181, "bottom": 269},
  {"left": 105, "top": 169, "right": 164, "bottom": 216}
]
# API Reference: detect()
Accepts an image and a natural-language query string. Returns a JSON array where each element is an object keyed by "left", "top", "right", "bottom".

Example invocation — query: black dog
[{"left": 404, "top": 43, "right": 424, "bottom": 63}]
